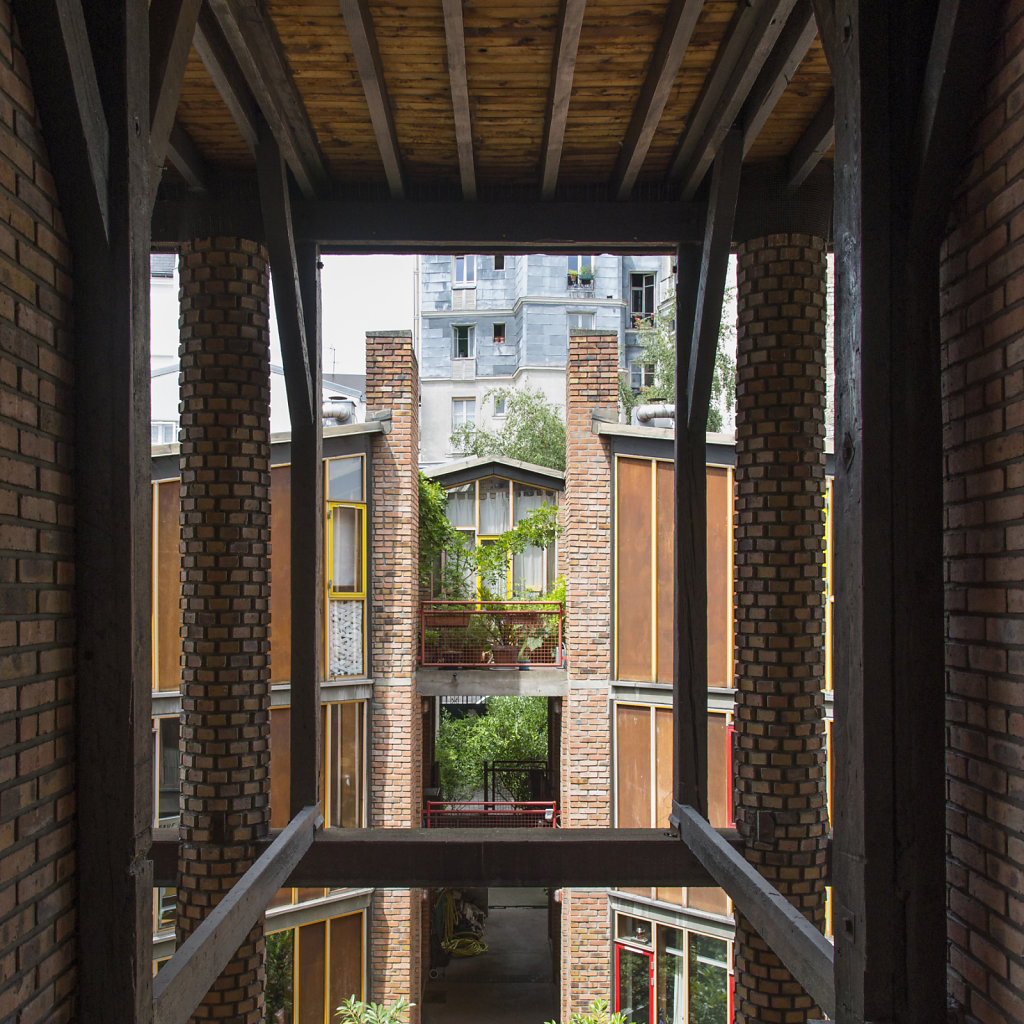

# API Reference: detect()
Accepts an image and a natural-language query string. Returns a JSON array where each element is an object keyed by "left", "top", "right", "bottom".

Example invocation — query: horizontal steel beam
[{"left": 150, "top": 827, "right": 738, "bottom": 888}]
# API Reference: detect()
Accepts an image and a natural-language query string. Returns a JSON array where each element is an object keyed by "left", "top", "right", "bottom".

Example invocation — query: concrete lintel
[{"left": 417, "top": 668, "right": 568, "bottom": 696}]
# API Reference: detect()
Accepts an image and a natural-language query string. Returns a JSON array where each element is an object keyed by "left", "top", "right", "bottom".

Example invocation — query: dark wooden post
[{"left": 832, "top": 3, "right": 949, "bottom": 1021}]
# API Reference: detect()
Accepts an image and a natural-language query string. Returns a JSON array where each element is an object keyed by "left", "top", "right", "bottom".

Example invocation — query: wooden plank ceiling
[{"left": 159, "top": 0, "right": 833, "bottom": 205}]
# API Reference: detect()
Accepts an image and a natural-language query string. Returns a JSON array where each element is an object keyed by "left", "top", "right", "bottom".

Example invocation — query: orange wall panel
[{"left": 616, "top": 458, "right": 654, "bottom": 681}]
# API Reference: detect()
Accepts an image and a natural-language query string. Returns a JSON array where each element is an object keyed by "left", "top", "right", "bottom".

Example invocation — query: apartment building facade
[{"left": 416, "top": 254, "right": 673, "bottom": 466}]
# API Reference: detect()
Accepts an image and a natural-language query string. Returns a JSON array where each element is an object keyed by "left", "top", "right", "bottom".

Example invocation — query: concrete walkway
[{"left": 421, "top": 888, "right": 558, "bottom": 1024}]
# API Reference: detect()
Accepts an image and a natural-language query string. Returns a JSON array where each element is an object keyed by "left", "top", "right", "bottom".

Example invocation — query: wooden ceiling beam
[
  {"left": 786, "top": 89, "right": 834, "bottom": 194},
  {"left": 148, "top": 0, "right": 202, "bottom": 207},
  {"left": 338, "top": 0, "right": 405, "bottom": 199},
  {"left": 610, "top": 0, "right": 705, "bottom": 201},
  {"left": 669, "top": 0, "right": 797, "bottom": 200},
  {"left": 909, "top": 0, "right": 1001, "bottom": 250},
  {"left": 12, "top": 0, "right": 110, "bottom": 242},
  {"left": 193, "top": 4, "right": 261, "bottom": 152},
  {"left": 166, "top": 121, "right": 211, "bottom": 192},
  {"left": 207, "top": 0, "right": 329, "bottom": 199},
  {"left": 153, "top": 196, "right": 708, "bottom": 250},
  {"left": 809, "top": 0, "right": 838, "bottom": 73},
  {"left": 256, "top": 129, "right": 315, "bottom": 426},
  {"left": 741, "top": 1, "right": 818, "bottom": 155},
  {"left": 685, "top": 128, "right": 742, "bottom": 433},
  {"left": 677, "top": 806, "right": 836, "bottom": 1020},
  {"left": 150, "top": 827, "right": 740, "bottom": 888},
  {"left": 540, "top": 0, "right": 587, "bottom": 200},
  {"left": 442, "top": 0, "right": 476, "bottom": 201}
]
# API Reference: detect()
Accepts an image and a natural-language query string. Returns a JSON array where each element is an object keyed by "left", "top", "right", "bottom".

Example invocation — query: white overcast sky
[{"left": 321, "top": 255, "right": 416, "bottom": 376}]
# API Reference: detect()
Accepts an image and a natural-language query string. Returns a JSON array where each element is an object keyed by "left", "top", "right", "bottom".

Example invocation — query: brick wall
[
  {"left": 733, "top": 234, "right": 829, "bottom": 1024},
  {"left": 559, "top": 330, "right": 616, "bottom": 1017},
  {"left": 177, "top": 236, "right": 272, "bottom": 1023},
  {"left": 365, "top": 331, "right": 423, "bottom": 1017},
  {"left": 942, "top": 4, "right": 1024, "bottom": 1020},
  {"left": 0, "top": 4, "right": 77, "bottom": 1021}
]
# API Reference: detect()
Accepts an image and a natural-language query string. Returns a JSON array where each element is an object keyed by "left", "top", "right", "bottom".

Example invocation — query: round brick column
[
  {"left": 559, "top": 330, "right": 617, "bottom": 1018},
  {"left": 733, "top": 234, "right": 829, "bottom": 1023},
  {"left": 177, "top": 237, "right": 272, "bottom": 1023}
]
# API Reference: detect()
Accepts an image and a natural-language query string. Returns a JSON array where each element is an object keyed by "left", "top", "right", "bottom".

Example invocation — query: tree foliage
[
  {"left": 630, "top": 284, "right": 737, "bottom": 432},
  {"left": 436, "top": 696, "right": 548, "bottom": 800},
  {"left": 545, "top": 998, "right": 637, "bottom": 1024},
  {"left": 264, "top": 931, "right": 294, "bottom": 1023},
  {"left": 420, "top": 470, "right": 562, "bottom": 600},
  {"left": 335, "top": 997, "right": 409, "bottom": 1024},
  {"left": 449, "top": 384, "right": 566, "bottom": 471}
]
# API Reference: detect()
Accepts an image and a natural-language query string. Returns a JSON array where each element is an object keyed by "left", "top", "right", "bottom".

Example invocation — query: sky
[
  {"left": 321, "top": 255, "right": 416, "bottom": 376},
  {"left": 149, "top": 253, "right": 417, "bottom": 377}
]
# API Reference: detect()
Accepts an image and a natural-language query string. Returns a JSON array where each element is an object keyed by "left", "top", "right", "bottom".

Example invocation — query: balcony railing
[
  {"left": 424, "top": 800, "right": 558, "bottom": 828},
  {"left": 420, "top": 599, "right": 563, "bottom": 669}
]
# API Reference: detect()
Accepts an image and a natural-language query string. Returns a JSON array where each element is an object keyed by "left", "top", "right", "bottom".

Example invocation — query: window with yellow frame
[{"left": 325, "top": 456, "right": 367, "bottom": 678}]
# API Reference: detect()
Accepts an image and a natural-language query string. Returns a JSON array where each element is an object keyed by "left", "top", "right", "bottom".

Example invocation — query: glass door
[{"left": 615, "top": 943, "right": 654, "bottom": 1024}]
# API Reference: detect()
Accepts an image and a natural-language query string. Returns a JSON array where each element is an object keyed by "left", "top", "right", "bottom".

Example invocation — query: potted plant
[
  {"left": 579, "top": 264, "right": 594, "bottom": 284},
  {"left": 567, "top": 269, "right": 579, "bottom": 286}
]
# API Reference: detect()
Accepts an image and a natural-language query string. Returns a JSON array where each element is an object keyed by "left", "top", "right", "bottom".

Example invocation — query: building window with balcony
[
  {"left": 452, "top": 324, "right": 475, "bottom": 359},
  {"left": 567, "top": 254, "right": 595, "bottom": 286},
  {"left": 326, "top": 454, "right": 367, "bottom": 678},
  {"left": 631, "top": 272, "right": 655, "bottom": 326},
  {"left": 453, "top": 254, "right": 476, "bottom": 286}
]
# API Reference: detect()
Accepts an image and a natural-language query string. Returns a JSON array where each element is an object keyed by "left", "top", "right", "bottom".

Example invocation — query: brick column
[
  {"left": 177, "top": 237, "right": 272, "bottom": 1023},
  {"left": 733, "top": 235, "right": 829, "bottom": 1023},
  {"left": 559, "top": 330, "right": 616, "bottom": 1017},
  {"left": 365, "top": 331, "right": 423, "bottom": 1018}
]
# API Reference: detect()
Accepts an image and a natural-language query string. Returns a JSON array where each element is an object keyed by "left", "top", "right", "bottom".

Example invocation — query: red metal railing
[
  {"left": 419, "top": 599, "right": 563, "bottom": 669},
  {"left": 423, "top": 800, "right": 558, "bottom": 828}
]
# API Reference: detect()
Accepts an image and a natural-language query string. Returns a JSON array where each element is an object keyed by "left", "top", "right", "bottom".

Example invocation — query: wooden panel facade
[{"left": 615, "top": 455, "right": 732, "bottom": 686}]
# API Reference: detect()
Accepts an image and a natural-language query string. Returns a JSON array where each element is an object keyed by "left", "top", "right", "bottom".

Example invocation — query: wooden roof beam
[
  {"left": 193, "top": 4, "right": 261, "bottom": 152},
  {"left": 207, "top": 0, "right": 329, "bottom": 199},
  {"left": 741, "top": 1, "right": 818, "bottom": 155},
  {"left": 339, "top": 0, "right": 406, "bottom": 199},
  {"left": 809, "top": 0, "right": 837, "bottom": 73},
  {"left": 150, "top": 827, "right": 739, "bottom": 888},
  {"left": 540, "top": 0, "right": 587, "bottom": 200},
  {"left": 442, "top": 0, "right": 476, "bottom": 201},
  {"left": 153, "top": 195, "right": 707, "bottom": 249},
  {"left": 676, "top": 806, "right": 836, "bottom": 1020},
  {"left": 12, "top": 0, "right": 110, "bottom": 242},
  {"left": 684, "top": 128, "right": 742, "bottom": 433},
  {"left": 149, "top": 0, "right": 202, "bottom": 207},
  {"left": 909, "top": 0, "right": 1001, "bottom": 249},
  {"left": 610, "top": 0, "right": 704, "bottom": 201},
  {"left": 256, "top": 129, "right": 316, "bottom": 426},
  {"left": 166, "top": 121, "right": 211, "bottom": 192},
  {"left": 785, "top": 89, "right": 834, "bottom": 194},
  {"left": 669, "top": 0, "right": 797, "bottom": 200},
  {"left": 153, "top": 806, "right": 321, "bottom": 1024}
]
